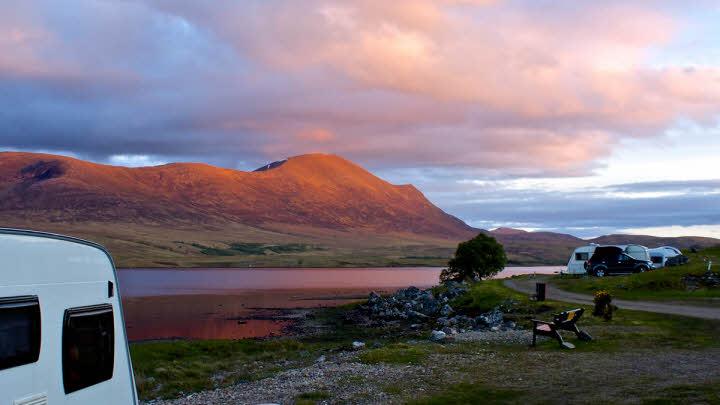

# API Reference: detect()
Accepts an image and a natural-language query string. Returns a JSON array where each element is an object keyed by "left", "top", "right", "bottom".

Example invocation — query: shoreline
[{"left": 117, "top": 264, "right": 564, "bottom": 270}]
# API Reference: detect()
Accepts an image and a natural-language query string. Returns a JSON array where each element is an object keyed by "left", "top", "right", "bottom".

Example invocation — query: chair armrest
[{"left": 531, "top": 319, "right": 553, "bottom": 325}]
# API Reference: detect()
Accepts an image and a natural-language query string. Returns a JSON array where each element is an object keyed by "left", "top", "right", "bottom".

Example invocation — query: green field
[{"left": 552, "top": 247, "right": 720, "bottom": 302}]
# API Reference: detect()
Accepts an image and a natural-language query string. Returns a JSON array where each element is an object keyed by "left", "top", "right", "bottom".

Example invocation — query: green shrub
[{"left": 441, "top": 234, "right": 507, "bottom": 282}]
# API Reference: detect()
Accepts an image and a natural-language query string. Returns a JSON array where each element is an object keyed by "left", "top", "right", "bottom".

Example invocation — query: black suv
[{"left": 585, "top": 246, "right": 654, "bottom": 277}]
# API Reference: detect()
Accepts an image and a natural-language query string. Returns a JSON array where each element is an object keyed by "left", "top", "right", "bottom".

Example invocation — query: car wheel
[
  {"left": 636, "top": 266, "right": 648, "bottom": 273},
  {"left": 594, "top": 268, "right": 605, "bottom": 277}
]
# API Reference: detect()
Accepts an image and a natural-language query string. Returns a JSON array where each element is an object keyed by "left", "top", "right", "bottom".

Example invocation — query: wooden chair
[{"left": 532, "top": 308, "right": 593, "bottom": 349}]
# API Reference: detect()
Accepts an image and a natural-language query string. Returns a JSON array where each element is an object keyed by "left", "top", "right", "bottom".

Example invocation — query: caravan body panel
[
  {"left": 0, "top": 230, "right": 137, "bottom": 404},
  {"left": 565, "top": 245, "right": 597, "bottom": 275}
]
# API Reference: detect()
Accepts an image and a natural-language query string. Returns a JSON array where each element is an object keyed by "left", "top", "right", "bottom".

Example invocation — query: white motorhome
[
  {"left": 648, "top": 246, "right": 683, "bottom": 268},
  {"left": 564, "top": 244, "right": 598, "bottom": 275},
  {"left": 0, "top": 229, "right": 137, "bottom": 404}
]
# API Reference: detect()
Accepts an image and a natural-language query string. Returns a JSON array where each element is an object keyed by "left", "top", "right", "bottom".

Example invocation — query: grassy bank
[
  {"left": 552, "top": 247, "right": 720, "bottom": 302},
  {"left": 131, "top": 280, "right": 720, "bottom": 403}
]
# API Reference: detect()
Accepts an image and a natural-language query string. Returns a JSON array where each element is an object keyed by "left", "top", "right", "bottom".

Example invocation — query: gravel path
[{"left": 503, "top": 277, "right": 720, "bottom": 320}]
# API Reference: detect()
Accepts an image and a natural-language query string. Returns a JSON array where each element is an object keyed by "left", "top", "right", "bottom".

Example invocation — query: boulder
[
  {"left": 430, "top": 330, "right": 448, "bottom": 342},
  {"left": 352, "top": 341, "right": 366, "bottom": 350}
]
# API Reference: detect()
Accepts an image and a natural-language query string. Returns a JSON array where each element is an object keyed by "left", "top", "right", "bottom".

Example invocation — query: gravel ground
[
  {"left": 453, "top": 329, "right": 531, "bottom": 345},
  {"left": 145, "top": 331, "right": 720, "bottom": 405},
  {"left": 144, "top": 351, "right": 421, "bottom": 405},
  {"left": 143, "top": 329, "right": 542, "bottom": 405}
]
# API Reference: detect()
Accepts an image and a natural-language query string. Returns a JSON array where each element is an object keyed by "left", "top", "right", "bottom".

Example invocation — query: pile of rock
[
  {"left": 364, "top": 282, "right": 466, "bottom": 322},
  {"left": 362, "top": 282, "right": 519, "bottom": 342},
  {"left": 683, "top": 271, "right": 720, "bottom": 289}
]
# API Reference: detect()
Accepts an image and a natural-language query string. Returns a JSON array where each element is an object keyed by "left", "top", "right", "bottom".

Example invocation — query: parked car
[{"left": 585, "top": 246, "right": 654, "bottom": 277}]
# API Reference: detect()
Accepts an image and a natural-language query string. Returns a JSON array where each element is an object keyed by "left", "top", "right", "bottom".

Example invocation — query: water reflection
[{"left": 119, "top": 266, "right": 561, "bottom": 341}]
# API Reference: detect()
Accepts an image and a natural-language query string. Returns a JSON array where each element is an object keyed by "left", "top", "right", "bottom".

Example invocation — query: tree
[{"left": 440, "top": 233, "right": 507, "bottom": 282}]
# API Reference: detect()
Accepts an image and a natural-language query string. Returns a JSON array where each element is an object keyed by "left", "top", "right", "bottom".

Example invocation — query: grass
[
  {"left": 552, "top": 247, "right": 720, "bottom": 302},
  {"left": 641, "top": 382, "right": 720, "bottom": 404},
  {"left": 186, "top": 241, "right": 322, "bottom": 256},
  {"left": 450, "top": 279, "right": 531, "bottom": 315},
  {"left": 130, "top": 339, "right": 320, "bottom": 399},
  {"left": 359, "top": 343, "right": 432, "bottom": 365},
  {"left": 449, "top": 279, "right": 720, "bottom": 351},
  {"left": 295, "top": 390, "right": 331, "bottom": 404},
  {"left": 408, "top": 383, "right": 521, "bottom": 405}
]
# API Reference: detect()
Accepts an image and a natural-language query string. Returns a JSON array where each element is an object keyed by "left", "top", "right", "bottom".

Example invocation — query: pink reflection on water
[{"left": 118, "top": 266, "right": 562, "bottom": 340}]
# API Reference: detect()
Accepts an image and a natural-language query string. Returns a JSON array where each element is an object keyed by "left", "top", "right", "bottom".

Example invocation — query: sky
[{"left": 1, "top": 0, "right": 719, "bottom": 238}]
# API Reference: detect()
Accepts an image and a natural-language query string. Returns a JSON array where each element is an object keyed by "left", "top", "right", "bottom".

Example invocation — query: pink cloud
[
  {"left": 296, "top": 128, "right": 336, "bottom": 142},
  {"left": 2, "top": 0, "right": 719, "bottom": 177}
]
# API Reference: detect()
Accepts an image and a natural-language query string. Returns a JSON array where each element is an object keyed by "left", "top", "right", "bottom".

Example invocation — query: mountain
[
  {"left": 0, "top": 152, "right": 475, "bottom": 237},
  {"left": 487, "top": 228, "right": 584, "bottom": 264},
  {"left": 1, "top": 152, "right": 717, "bottom": 267},
  {"left": 0, "top": 152, "right": 476, "bottom": 267}
]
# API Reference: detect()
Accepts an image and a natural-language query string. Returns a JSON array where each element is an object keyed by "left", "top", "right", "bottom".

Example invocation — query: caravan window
[
  {"left": 575, "top": 252, "right": 590, "bottom": 261},
  {"left": 651, "top": 256, "right": 664, "bottom": 264},
  {"left": 0, "top": 296, "right": 41, "bottom": 371},
  {"left": 63, "top": 304, "right": 114, "bottom": 394}
]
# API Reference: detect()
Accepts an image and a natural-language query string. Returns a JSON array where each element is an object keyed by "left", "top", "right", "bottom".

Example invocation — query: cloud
[
  {"left": 429, "top": 177, "right": 720, "bottom": 237},
  {"left": 0, "top": 0, "right": 718, "bottom": 176}
]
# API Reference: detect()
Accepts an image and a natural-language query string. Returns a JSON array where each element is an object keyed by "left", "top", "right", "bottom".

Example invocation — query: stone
[
  {"left": 430, "top": 330, "right": 447, "bottom": 342},
  {"left": 475, "top": 308, "right": 504, "bottom": 328},
  {"left": 440, "top": 304, "right": 454, "bottom": 317},
  {"left": 441, "top": 326, "right": 458, "bottom": 335},
  {"left": 406, "top": 310, "right": 429, "bottom": 320},
  {"left": 316, "top": 355, "right": 326, "bottom": 363},
  {"left": 352, "top": 341, "right": 366, "bottom": 350}
]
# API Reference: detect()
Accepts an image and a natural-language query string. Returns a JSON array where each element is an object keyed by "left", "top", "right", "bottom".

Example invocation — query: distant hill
[
  {"left": 0, "top": 151, "right": 717, "bottom": 267},
  {"left": 487, "top": 228, "right": 719, "bottom": 265},
  {"left": 588, "top": 234, "right": 719, "bottom": 250}
]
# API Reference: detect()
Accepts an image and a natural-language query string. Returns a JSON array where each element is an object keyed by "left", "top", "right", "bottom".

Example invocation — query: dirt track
[{"left": 503, "top": 277, "right": 720, "bottom": 320}]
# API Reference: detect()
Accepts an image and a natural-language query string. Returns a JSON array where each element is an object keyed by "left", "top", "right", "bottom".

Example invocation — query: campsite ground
[
  {"left": 551, "top": 247, "right": 720, "bottom": 304},
  {"left": 133, "top": 277, "right": 720, "bottom": 404}
]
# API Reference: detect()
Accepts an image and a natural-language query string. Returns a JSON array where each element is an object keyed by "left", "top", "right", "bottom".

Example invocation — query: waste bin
[{"left": 536, "top": 283, "right": 546, "bottom": 301}]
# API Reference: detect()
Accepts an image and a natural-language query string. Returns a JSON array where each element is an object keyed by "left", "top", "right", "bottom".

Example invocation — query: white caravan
[
  {"left": 648, "top": 246, "right": 683, "bottom": 268},
  {"left": 0, "top": 229, "right": 137, "bottom": 404},
  {"left": 565, "top": 244, "right": 651, "bottom": 275},
  {"left": 618, "top": 244, "right": 651, "bottom": 262},
  {"left": 564, "top": 245, "right": 598, "bottom": 275}
]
